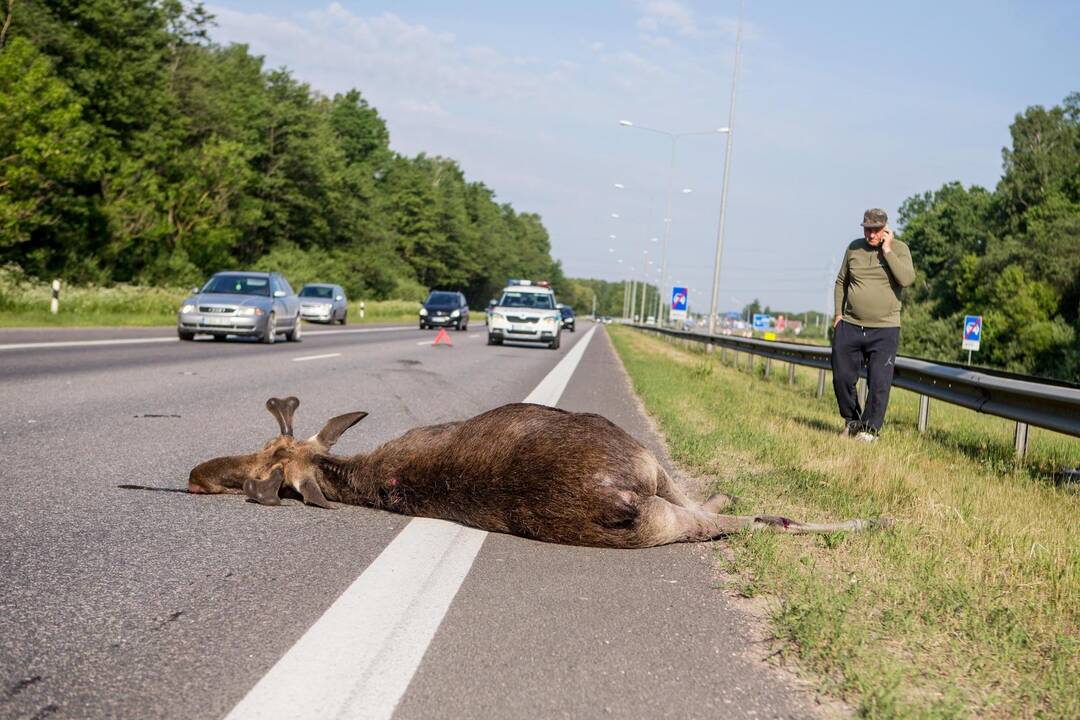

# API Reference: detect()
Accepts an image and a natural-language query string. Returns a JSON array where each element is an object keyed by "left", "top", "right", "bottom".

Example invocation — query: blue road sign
[
  {"left": 670, "top": 286, "right": 688, "bottom": 320},
  {"left": 752, "top": 313, "right": 771, "bottom": 331},
  {"left": 962, "top": 314, "right": 982, "bottom": 351},
  {"left": 671, "top": 287, "right": 687, "bottom": 311}
]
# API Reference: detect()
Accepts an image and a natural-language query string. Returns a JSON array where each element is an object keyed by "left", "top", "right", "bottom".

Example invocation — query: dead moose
[{"left": 187, "top": 397, "right": 887, "bottom": 548}]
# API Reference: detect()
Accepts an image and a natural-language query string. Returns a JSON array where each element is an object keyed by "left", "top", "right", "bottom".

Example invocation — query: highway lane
[
  {"left": 0, "top": 324, "right": 421, "bottom": 380},
  {"left": 0, "top": 322, "right": 824, "bottom": 719}
]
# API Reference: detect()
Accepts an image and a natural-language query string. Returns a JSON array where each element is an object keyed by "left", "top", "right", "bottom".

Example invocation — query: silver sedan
[
  {"left": 299, "top": 283, "right": 348, "bottom": 324},
  {"left": 177, "top": 271, "right": 302, "bottom": 344}
]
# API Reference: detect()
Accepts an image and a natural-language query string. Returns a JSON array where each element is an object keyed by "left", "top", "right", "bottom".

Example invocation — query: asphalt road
[{"left": 0, "top": 321, "right": 828, "bottom": 719}]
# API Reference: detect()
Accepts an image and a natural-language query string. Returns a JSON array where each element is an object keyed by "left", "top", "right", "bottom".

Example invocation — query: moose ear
[
  {"left": 313, "top": 412, "right": 368, "bottom": 450},
  {"left": 244, "top": 466, "right": 284, "bottom": 506},
  {"left": 265, "top": 396, "right": 300, "bottom": 437}
]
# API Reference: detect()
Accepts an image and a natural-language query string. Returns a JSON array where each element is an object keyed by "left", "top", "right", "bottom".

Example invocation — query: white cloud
[
  {"left": 207, "top": 3, "right": 572, "bottom": 113},
  {"left": 634, "top": 0, "right": 701, "bottom": 38}
]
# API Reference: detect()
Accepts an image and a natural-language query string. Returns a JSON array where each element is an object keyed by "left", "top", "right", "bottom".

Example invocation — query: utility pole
[{"left": 706, "top": 0, "right": 745, "bottom": 339}]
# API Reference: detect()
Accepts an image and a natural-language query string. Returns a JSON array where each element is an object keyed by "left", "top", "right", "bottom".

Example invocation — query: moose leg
[
  {"left": 629, "top": 497, "right": 737, "bottom": 547},
  {"left": 652, "top": 463, "right": 736, "bottom": 514},
  {"left": 630, "top": 499, "right": 887, "bottom": 547}
]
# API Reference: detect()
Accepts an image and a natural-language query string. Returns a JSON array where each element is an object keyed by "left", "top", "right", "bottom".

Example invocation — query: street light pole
[
  {"left": 619, "top": 121, "right": 728, "bottom": 327},
  {"left": 707, "top": 0, "right": 745, "bottom": 339}
]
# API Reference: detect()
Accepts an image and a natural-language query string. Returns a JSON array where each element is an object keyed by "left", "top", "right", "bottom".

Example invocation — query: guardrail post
[
  {"left": 918, "top": 395, "right": 930, "bottom": 433},
  {"left": 1014, "top": 422, "right": 1028, "bottom": 460},
  {"left": 733, "top": 350, "right": 739, "bottom": 368},
  {"left": 816, "top": 369, "right": 826, "bottom": 398},
  {"left": 764, "top": 357, "right": 772, "bottom": 378},
  {"left": 787, "top": 363, "right": 795, "bottom": 385},
  {"left": 747, "top": 353, "right": 753, "bottom": 374}
]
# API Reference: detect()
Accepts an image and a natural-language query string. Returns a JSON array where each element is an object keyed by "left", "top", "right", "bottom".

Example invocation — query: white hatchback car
[{"left": 487, "top": 281, "right": 562, "bottom": 349}]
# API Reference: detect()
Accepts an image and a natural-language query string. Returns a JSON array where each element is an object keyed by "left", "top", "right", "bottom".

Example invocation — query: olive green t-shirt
[{"left": 833, "top": 238, "right": 916, "bottom": 327}]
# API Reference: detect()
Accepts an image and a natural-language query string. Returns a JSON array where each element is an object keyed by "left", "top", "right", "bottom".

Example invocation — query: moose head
[{"left": 186, "top": 396, "right": 366, "bottom": 508}]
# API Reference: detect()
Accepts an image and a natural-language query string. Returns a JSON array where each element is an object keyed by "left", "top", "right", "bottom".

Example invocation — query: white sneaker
[{"left": 855, "top": 431, "right": 878, "bottom": 443}]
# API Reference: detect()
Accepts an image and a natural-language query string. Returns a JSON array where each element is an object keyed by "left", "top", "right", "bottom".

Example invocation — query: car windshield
[
  {"left": 560, "top": 307, "right": 574, "bottom": 317},
  {"left": 500, "top": 291, "right": 555, "bottom": 309},
  {"left": 201, "top": 274, "right": 271, "bottom": 296},
  {"left": 426, "top": 291, "right": 458, "bottom": 306},
  {"left": 300, "top": 286, "right": 334, "bottom": 298}
]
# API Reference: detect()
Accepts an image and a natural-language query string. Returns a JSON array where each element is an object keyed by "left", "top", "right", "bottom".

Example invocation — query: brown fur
[{"left": 188, "top": 397, "right": 887, "bottom": 547}]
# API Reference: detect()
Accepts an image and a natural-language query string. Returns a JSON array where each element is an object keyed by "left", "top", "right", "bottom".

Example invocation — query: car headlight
[
  {"left": 419, "top": 308, "right": 428, "bottom": 317},
  {"left": 237, "top": 307, "right": 264, "bottom": 316},
  {"left": 541, "top": 315, "right": 557, "bottom": 325},
  {"left": 491, "top": 312, "right": 506, "bottom": 322},
  {"left": 180, "top": 303, "right": 195, "bottom": 313},
  {"left": 451, "top": 309, "right": 460, "bottom": 318}
]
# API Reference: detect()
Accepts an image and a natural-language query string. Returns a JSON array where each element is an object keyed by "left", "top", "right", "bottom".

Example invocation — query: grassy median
[{"left": 609, "top": 326, "right": 1079, "bottom": 719}]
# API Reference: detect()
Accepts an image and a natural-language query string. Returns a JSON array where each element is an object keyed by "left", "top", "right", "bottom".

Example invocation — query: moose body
[{"left": 188, "top": 398, "right": 884, "bottom": 548}]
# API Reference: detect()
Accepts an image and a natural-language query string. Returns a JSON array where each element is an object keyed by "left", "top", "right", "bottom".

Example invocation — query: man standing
[{"left": 832, "top": 208, "right": 916, "bottom": 441}]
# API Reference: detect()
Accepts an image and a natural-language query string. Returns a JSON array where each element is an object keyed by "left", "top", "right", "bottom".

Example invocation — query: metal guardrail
[{"left": 634, "top": 324, "right": 1080, "bottom": 458}]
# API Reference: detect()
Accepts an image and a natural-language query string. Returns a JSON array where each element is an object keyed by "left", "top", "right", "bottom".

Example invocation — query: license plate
[
  {"left": 512, "top": 324, "right": 533, "bottom": 333},
  {"left": 205, "top": 316, "right": 230, "bottom": 325}
]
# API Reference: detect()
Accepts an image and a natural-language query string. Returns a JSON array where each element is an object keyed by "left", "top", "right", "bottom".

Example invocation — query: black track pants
[{"left": 831, "top": 321, "right": 900, "bottom": 433}]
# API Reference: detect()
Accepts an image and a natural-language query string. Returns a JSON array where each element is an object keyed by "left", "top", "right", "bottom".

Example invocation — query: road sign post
[{"left": 962, "top": 314, "right": 982, "bottom": 365}]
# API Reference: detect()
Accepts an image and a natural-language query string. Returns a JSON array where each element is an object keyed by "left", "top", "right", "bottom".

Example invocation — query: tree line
[{"left": 0, "top": 1, "right": 563, "bottom": 304}]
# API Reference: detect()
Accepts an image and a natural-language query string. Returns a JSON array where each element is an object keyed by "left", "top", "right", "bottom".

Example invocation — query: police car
[{"left": 487, "top": 280, "right": 562, "bottom": 349}]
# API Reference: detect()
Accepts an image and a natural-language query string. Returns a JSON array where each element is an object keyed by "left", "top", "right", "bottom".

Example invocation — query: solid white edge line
[
  {"left": 0, "top": 326, "right": 415, "bottom": 351},
  {"left": 291, "top": 353, "right": 342, "bottom": 362},
  {"left": 223, "top": 325, "right": 598, "bottom": 720}
]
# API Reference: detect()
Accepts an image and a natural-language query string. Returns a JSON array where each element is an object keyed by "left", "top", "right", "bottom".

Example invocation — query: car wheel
[
  {"left": 178, "top": 331, "right": 195, "bottom": 341},
  {"left": 339, "top": 311, "right": 347, "bottom": 325},
  {"left": 287, "top": 314, "right": 303, "bottom": 342},
  {"left": 550, "top": 334, "right": 561, "bottom": 350},
  {"left": 212, "top": 334, "right": 227, "bottom": 342},
  {"left": 262, "top": 313, "right": 276, "bottom": 344},
  {"left": 487, "top": 334, "right": 500, "bottom": 346}
]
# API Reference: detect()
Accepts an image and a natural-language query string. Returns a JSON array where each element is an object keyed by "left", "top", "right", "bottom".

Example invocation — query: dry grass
[{"left": 610, "top": 327, "right": 1080, "bottom": 719}]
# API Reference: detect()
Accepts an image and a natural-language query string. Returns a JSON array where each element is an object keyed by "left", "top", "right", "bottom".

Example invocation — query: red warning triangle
[{"left": 433, "top": 327, "right": 453, "bottom": 346}]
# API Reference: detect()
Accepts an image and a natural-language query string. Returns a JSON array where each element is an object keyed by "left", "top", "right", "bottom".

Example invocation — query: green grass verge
[
  {"left": 609, "top": 326, "right": 1079, "bottom": 719},
  {"left": 0, "top": 271, "right": 420, "bottom": 327}
]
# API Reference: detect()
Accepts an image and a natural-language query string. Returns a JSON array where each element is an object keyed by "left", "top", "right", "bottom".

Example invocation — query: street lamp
[
  {"left": 706, "top": 0, "right": 745, "bottom": 340},
  {"left": 619, "top": 120, "right": 729, "bottom": 326}
]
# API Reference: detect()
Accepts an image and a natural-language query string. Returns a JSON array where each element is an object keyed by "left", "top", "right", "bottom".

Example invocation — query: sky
[{"left": 206, "top": 0, "right": 1080, "bottom": 315}]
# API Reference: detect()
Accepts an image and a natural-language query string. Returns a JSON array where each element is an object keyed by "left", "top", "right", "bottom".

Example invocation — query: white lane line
[
  {"left": 0, "top": 336, "right": 180, "bottom": 351},
  {"left": 522, "top": 326, "right": 596, "bottom": 406},
  {"left": 224, "top": 325, "right": 598, "bottom": 720},
  {"left": 0, "top": 325, "right": 414, "bottom": 351},
  {"left": 291, "top": 353, "right": 342, "bottom": 362},
  {"left": 416, "top": 340, "right": 433, "bottom": 346},
  {"left": 467, "top": 333, "right": 480, "bottom": 338}
]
